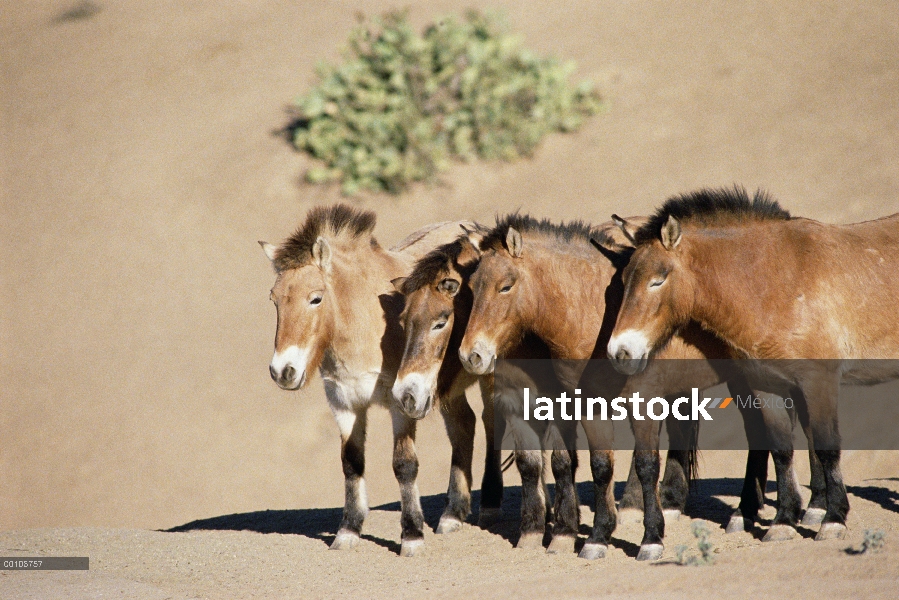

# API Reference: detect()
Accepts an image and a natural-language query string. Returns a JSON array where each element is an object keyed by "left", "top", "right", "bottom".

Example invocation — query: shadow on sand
[{"left": 165, "top": 477, "right": 898, "bottom": 553}]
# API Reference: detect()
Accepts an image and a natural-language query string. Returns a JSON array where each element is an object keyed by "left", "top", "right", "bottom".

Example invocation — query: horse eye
[
  {"left": 432, "top": 320, "right": 447, "bottom": 331},
  {"left": 310, "top": 294, "right": 323, "bottom": 305},
  {"left": 499, "top": 283, "right": 513, "bottom": 293},
  {"left": 649, "top": 274, "right": 668, "bottom": 288}
]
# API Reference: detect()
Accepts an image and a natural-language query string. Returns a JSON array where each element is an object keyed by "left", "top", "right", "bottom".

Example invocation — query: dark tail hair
[
  {"left": 501, "top": 452, "right": 515, "bottom": 473},
  {"left": 686, "top": 420, "right": 700, "bottom": 488}
]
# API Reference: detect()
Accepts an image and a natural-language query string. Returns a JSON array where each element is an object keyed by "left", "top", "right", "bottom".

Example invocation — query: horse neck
[
  {"left": 522, "top": 240, "right": 613, "bottom": 359},
  {"left": 684, "top": 228, "right": 782, "bottom": 357},
  {"left": 326, "top": 245, "right": 405, "bottom": 376}
]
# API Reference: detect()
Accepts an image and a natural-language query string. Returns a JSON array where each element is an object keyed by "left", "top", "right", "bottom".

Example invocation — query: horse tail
[
  {"left": 686, "top": 420, "right": 701, "bottom": 488},
  {"left": 501, "top": 452, "right": 516, "bottom": 473}
]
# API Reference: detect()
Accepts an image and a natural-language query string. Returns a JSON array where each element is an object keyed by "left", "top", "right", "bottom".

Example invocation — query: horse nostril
[
  {"left": 282, "top": 365, "right": 296, "bottom": 383},
  {"left": 402, "top": 392, "right": 415, "bottom": 411},
  {"left": 616, "top": 348, "right": 631, "bottom": 362},
  {"left": 269, "top": 365, "right": 278, "bottom": 381},
  {"left": 469, "top": 351, "right": 483, "bottom": 369}
]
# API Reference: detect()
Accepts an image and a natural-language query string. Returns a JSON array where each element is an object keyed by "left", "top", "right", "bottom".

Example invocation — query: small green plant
[
  {"left": 675, "top": 520, "right": 716, "bottom": 566},
  {"left": 845, "top": 529, "right": 886, "bottom": 555},
  {"left": 290, "top": 9, "right": 603, "bottom": 195}
]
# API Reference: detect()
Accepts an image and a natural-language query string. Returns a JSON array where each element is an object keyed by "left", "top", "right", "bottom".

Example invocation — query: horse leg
[
  {"left": 514, "top": 448, "right": 547, "bottom": 549},
  {"left": 329, "top": 403, "right": 368, "bottom": 550},
  {"left": 630, "top": 418, "right": 665, "bottom": 561},
  {"left": 800, "top": 377, "right": 848, "bottom": 540},
  {"left": 477, "top": 375, "right": 504, "bottom": 528},
  {"left": 793, "top": 386, "right": 827, "bottom": 527},
  {"left": 726, "top": 450, "right": 769, "bottom": 533},
  {"left": 578, "top": 417, "right": 616, "bottom": 560},
  {"left": 728, "top": 377, "right": 769, "bottom": 533},
  {"left": 761, "top": 396, "right": 802, "bottom": 542},
  {"left": 390, "top": 406, "right": 426, "bottom": 556},
  {"left": 660, "top": 415, "right": 697, "bottom": 518},
  {"left": 545, "top": 421, "right": 580, "bottom": 554},
  {"left": 619, "top": 454, "right": 645, "bottom": 511},
  {"left": 435, "top": 392, "right": 476, "bottom": 533}
]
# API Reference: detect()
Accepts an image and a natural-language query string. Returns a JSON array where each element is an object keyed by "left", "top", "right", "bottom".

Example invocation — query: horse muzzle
[
  {"left": 270, "top": 346, "right": 310, "bottom": 390},
  {"left": 607, "top": 331, "right": 650, "bottom": 376},
  {"left": 459, "top": 340, "right": 496, "bottom": 375},
  {"left": 392, "top": 374, "right": 434, "bottom": 419}
]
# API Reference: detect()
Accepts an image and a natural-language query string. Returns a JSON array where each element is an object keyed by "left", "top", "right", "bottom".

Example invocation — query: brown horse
[
  {"left": 391, "top": 228, "right": 575, "bottom": 548},
  {"left": 608, "top": 187, "right": 899, "bottom": 541},
  {"left": 389, "top": 227, "right": 508, "bottom": 532},
  {"left": 261, "top": 204, "right": 488, "bottom": 556}
]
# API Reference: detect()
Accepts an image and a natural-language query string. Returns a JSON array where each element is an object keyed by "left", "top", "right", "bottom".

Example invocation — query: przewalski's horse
[
  {"left": 390, "top": 229, "right": 566, "bottom": 546},
  {"left": 607, "top": 187, "right": 899, "bottom": 542},
  {"left": 389, "top": 227, "right": 508, "bottom": 531},
  {"left": 260, "top": 204, "right": 484, "bottom": 556},
  {"left": 598, "top": 217, "right": 828, "bottom": 543}
]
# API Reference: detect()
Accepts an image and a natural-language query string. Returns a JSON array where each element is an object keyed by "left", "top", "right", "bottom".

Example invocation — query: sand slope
[{"left": 2, "top": 0, "right": 898, "bottom": 597}]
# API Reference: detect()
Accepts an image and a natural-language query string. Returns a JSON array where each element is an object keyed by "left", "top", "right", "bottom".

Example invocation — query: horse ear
[
  {"left": 611, "top": 214, "right": 638, "bottom": 246},
  {"left": 312, "top": 237, "right": 332, "bottom": 272},
  {"left": 661, "top": 215, "right": 682, "bottom": 250},
  {"left": 438, "top": 277, "right": 461, "bottom": 297},
  {"left": 259, "top": 241, "right": 277, "bottom": 262},
  {"left": 391, "top": 277, "right": 408, "bottom": 294},
  {"left": 457, "top": 235, "right": 482, "bottom": 266},
  {"left": 506, "top": 227, "right": 523, "bottom": 258},
  {"left": 461, "top": 224, "right": 486, "bottom": 248}
]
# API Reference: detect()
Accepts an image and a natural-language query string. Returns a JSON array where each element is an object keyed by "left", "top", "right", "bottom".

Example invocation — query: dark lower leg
[
  {"left": 620, "top": 453, "right": 645, "bottom": 511},
  {"left": 440, "top": 394, "right": 476, "bottom": 523},
  {"left": 338, "top": 411, "right": 368, "bottom": 537},
  {"left": 771, "top": 449, "right": 802, "bottom": 526},
  {"left": 587, "top": 450, "right": 616, "bottom": 546},
  {"left": 739, "top": 450, "right": 769, "bottom": 522},
  {"left": 636, "top": 450, "right": 665, "bottom": 547},
  {"left": 479, "top": 394, "right": 504, "bottom": 513},
  {"left": 549, "top": 447, "right": 580, "bottom": 537},
  {"left": 660, "top": 417, "right": 693, "bottom": 512},
  {"left": 515, "top": 450, "right": 546, "bottom": 537},
  {"left": 392, "top": 413, "right": 425, "bottom": 543}
]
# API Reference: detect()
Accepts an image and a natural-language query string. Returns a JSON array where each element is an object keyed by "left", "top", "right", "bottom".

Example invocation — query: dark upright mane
[
  {"left": 401, "top": 240, "right": 466, "bottom": 294},
  {"left": 635, "top": 187, "right": 791, "bottom": 245},
  {"left": 480, "top": 213, "right": 606, "bottom": 252},
  {"left": 273, "top": 204, "right": 377, "bottom": 271},
  {"left": 402, "top": 223, "right": 491, "bottom": 294}
]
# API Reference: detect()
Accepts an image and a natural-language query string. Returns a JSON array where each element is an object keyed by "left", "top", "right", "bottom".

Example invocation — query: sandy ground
[{"left": 2, "top": 0, "right": 898, "bottom": 598}]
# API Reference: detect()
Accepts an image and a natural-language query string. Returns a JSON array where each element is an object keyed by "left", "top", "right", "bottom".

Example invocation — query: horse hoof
[
  {"left": 815, "top": 522, "right": 847, "bottom": 541},
  {"left": 663, "top": 509, "right": 682, "bottom": 521},
  {"left": 436, "top": 516, "right": 463, "bottom": 534},
  {"left": 762, "top": 524, "right": 797, "bottom": 542},
  {"left": 330, "top": 530, "right": 361, "bottom": 550},
  {"left": 578, "top": 543, "right": 608, "bottom": 560},
  {"left": 636, "top": 543, "right": 664, "bottom": 561},
  {"left": 725, "top": 511, "right": 747, "bottom": 534},
  {"left": 546, "top": 535, "right": 575, "bottom": 555},
  {"left": 477, "top": 508, "right": 503, "bottom": 528},
  {"left": 515, "top": 532, "right": 544, "bottom": 550},
  {"left": 400, "top": 538, "right": 425, "bottom": 557},
  {"left": 801, "top": 507, "right": 826, "bottom": 527}
]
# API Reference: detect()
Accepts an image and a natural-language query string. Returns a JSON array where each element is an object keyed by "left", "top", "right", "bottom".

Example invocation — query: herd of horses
[{"left": 260, "top": 187, "right": 899, "bottom": 560}]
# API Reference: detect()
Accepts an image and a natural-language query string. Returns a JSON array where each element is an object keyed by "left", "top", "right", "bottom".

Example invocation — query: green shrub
[
  {"left": 676, "top": 520, "right": 716, "bottom": 566},
  {"left": 291, "top": 10, "right": 603, "bottom": 195}
]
